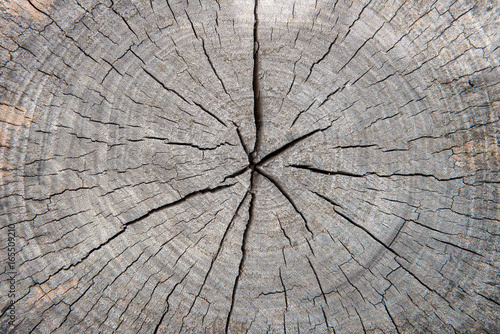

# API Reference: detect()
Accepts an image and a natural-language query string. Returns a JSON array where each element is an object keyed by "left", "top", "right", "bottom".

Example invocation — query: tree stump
[{"left": 1, "top": 0, "right": 499, "bottom": 333}]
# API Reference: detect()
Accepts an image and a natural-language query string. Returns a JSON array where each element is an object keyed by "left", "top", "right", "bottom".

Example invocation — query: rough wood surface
[{"left": 1, "top": 0, "right": 499, "bottom": 333}]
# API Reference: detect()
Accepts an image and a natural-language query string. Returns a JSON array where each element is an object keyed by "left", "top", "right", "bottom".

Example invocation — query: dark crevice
[
  {"left": 355, "top": 308, "right": 368, "bottom": 334},
  {"left": 166, "top": 141, "right": 234, "bottom": 151},
  {"left": 17, "top": 226, "right": 127, "bottom": 311},
  {"left": 192, "top": 101, "right": 228, "bottom": 127},
  {"left": 185, "top": 9, "right": 232, "bottom": 99},
  {"left": 233, "top": 122, "right": 250, "bottom": 156},
  {"left": 257, "top": 124, "right": 332, "bottom": 167},
  {"left": 388, "top": 220, "right": 406, "bottom": 247},
  {"left": 221, "top": 166, "right": 250, "bottom": 184},
  {"left": 305, "top": 238, "right": 315, "bottom": 256},
  {"left": 250, "top": 0, "right": 263, "bottom": 162},
  {"left": 153, "top": 264, "right": 195, "bottom": 334},
  {"left": 285, "top": 75, "right": 296, "bottom": 97},
  {"left": 200, "top": 37, "right": 232, "bottom": 98},
  {"left": 312, "top": 191, "right": 401, "bottom": 258},
  {"left": 279, "top": 268, "right": 289, "bottom": 310},
  {"left": 318, "top": 82, "right": 348, "bottom": 107},
  {"left": 384, "top": 172, "right": 466, "bottom": 182},
  {"left": 277, "top": 71, "right": 297, "bottom": 114},
  {"left": 26, "top": 0, "right": 49, "bottom": 16},
  {"left": 335, "top": 143, "right": 379, "bottom": 149},
  {"left": 339, "top": 265, "right": 366, "bottom": 302},
  {"left": 277, "top": 216, "right": 293, "bottom": 247},
  {"left": 226, "top": 175, "right": 256, "bottom": 334},
  {"left": 291, "top": 100, "right": 315, "bottom": 128},
  {"left": 291, "top": 164, "right": 465, "bottom": 182},
  {"left": 350, "top": 67, "right": 371, "bottom": 86},
  {"left": 101, "top": 57, "right": 123, "bottom": 78},
  {"left": 289, "top": 164, "right": 367, "bottom": 178},
  {"left": 257, "top": 167, "right": 314, "bottom": 236},
  {"left": 144, "top": 136, "right": 169, "bottom": 141},
  {"left": 143, "top": 68, "right": 227, "bottom": 127},
  {"left": 339, "top": 18, "right": 384, "bottom": 73},
  {"left": 431, "top": 237, "right": 483, "bottom": 257},
  {"left": 383, "top": 302, "right": 401, "bottom": 334},
  {"left": 184, "top": 191, "right": 249, "bottom": 324},
  {"left": 305, "top": 34, "right": 338, "bottom": 82},
  {"left": 124, "top": 183, "right": 236, "bottom": 226},
  {"left": 5, "top": 1, "right": 494, "bottom": 331},
  {"left": 166, "top": 0, "right": 178, "bottom": 23},
  {"left": 184, "top": 10, "right": 199, "bottom": 39},
  {"left": 143, "top": 67, "right": 190, "bottom": 104},
  {"left": 396, "top": 260, "right": 455, "bottom": 308},
  {"left": 477, "top": 292, "right": 500, "bottom": 306},
  {"left": 111, "top": 5, "right": 140, "bottom": 39},
  {"left": 307, "top": 256, "right": 328, "bottom": 305},
  {"left": 258, "top": 289, "right": 285, "bottom": 297},
  {"left": 342, "top": 0, "right": 374, "bottom": 43},
  {"left": 321, "top": 305, "right": 332, "bottom": 332}
]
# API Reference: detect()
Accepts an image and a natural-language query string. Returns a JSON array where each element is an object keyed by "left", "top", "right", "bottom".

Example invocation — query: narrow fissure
[
  {"left": 226, "top": 4, "right": 260, "bottom": 330},
  {"left": 250, "top": 0, "right": 262, "bottom": 165},
  {"left": 226, "top": 175, "right": 256, "bottom": 333},
  {"left": 257, "top": 167, "right": 314, "bottom": 236},
  {"left": 256, "top": 124, "right": 331, "bottom": 167},
  {"left": 183, "top": 191, "right": 249, "bottom": 326}
]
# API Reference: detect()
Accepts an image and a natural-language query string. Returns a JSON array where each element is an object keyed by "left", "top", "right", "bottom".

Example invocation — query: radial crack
[
  {"left": 233, "top": 121, "right": 250, "bottom": 156},
  {"left": 257, "top": 124, "right": 332, "bottom": 167},
  {"left": 383, "top": 302, "right": 401, "bottom": 334},
  {"left": 183, "top": 191, "right": 249, "bottom": 324},
  {"left": 192, "top": 101, "right": 228, "bottom": 127},
  {"left": 153, "top": 265, "right": 195, "bottom": 334},
  {"left": 143, "top": 68, "right": 227, "bottom": 127},
  {"left": 124, "top": 183, "right": 236, "bottom": 226},
  {"left": 291, "top": 100, "right": 315, "bottom": 127},
  {"left": 166, "top": 141, "right": 234, "bottom": 151},
  {"left": 257, "top": 167, "right": 314, "bottom": 236},
  {"left": 143, "top": 68, "right": 191, "bottom": 104},
  {"left": 21, "top": 227, "right": 127, "bottom": 303},
  {"left": 432, "top": 237, "right": 483, "bottom": 257},
  {"left": 200, "top": 37, "right": 232, "bottom": 98},
  {"left": 307, "top": 256, "right": 328, "bottom": 305},
  {"left": 291, "top": 164, "right": 465, "bottom": 182},
  {"left": 277, "top": 215, "right": 293, "bottom": 247},
  {"left": 279, "top": 268, "right": 289, "bottom": 310},
  {"left": 305, "top": 35, "right": 338, "bottom": 82},
  {"left": 226, "top": 181, "right": 255, "bottom": 333},
  {"left": 250, "top": 0, "right": 263, "bottom": 161},
  {"left": 318, "top": 82, "right": 348, "bottom": 107},
  {"left": 289, "top": 164, "right": 367, "bottom": 178},
  {"left": 312, "top": 191, "right": 400, "bottom": 258}
]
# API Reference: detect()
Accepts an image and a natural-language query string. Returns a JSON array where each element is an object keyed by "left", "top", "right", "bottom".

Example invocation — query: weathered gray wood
[{"left": 1, "top": 0, "right": 499, "bottom": 333}]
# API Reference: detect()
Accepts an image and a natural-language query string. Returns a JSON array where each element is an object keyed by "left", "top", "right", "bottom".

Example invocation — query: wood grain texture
[{"left": 0, "top": 0, "right": 499, "bottom": 333}]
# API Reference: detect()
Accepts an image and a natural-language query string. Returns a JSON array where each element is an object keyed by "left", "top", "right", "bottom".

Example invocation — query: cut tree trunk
[{"left": 1, "top": 0, "right": 499, "bottom": 333}]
